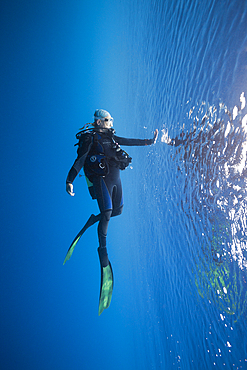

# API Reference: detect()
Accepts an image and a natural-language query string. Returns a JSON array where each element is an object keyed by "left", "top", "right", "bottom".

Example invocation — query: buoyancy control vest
[{"left": 75, "top": 128, "right": 132, "bottom": 181}]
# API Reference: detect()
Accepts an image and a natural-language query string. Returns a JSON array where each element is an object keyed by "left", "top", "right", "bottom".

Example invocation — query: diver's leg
[
  {"left": 97, "top": 211, "right": 114, "bottom": 316},
  {"left": 111, "top": 175, "right": 124, "bottom": 218},
  {"left": 92, "top": 177, "right": 113, "bottom": 267},
  {"left": 97, "top": 193, "right": 123, "bottom": 266},
  {"left": 97, "top": 209, "right": 112, "bottom": 267},
  {"left": 91, "top": 175, "right": 115, "bottom": 315},
  {"left": 111, "top": 204, "right": 123, "bottom": 217}
]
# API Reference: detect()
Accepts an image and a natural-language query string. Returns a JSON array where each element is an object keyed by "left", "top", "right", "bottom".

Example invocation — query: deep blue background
[{"left": 1, "top": 1, "right": 134, "bottom": 369}]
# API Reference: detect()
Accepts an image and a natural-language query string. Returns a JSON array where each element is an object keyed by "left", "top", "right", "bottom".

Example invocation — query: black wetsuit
[{"left": 66, "top": 128, "right": 154, "bottom": 267}]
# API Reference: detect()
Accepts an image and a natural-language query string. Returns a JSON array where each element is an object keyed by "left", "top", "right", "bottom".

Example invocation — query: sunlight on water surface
[{"left": 123, "top": 0, "right": 247, "bottom": 368}]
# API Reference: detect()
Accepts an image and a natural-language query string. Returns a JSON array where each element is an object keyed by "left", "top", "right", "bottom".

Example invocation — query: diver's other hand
[
  {"left": 66, "top": 182, "right": 75, "bottom": 196},
  {"left": 153, "top": 129, "right": 158, "bottom": 144}
]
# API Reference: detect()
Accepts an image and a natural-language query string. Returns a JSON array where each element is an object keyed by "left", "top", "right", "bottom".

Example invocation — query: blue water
[
  {"left": 1, "top": 0, "right": 247, "bottom": 369},
  {"left": 121, "top": 0, "right": 247, "bottom": 369}
]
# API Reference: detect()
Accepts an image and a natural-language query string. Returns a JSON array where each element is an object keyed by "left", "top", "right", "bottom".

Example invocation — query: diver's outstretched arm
[{"left": 153, "top": 129, "right": 158, "bottom": 144}]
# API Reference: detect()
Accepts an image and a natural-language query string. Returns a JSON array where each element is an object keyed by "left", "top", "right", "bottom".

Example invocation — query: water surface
[{"left": 122, "top": 0, "right": 247, "bottom": 368}]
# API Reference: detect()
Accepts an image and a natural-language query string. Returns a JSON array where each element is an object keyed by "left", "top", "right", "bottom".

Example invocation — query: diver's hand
[
  {"left": 153, "top": 129, "right": 158, "bottom": 144},
  {"left": 66, "top": 182, "right": 75, "bottom": 196}
]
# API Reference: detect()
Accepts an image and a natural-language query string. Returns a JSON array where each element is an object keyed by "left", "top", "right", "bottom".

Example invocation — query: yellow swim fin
[
  {"left": 63, "top": 214, "right": 100, "bottom": 265},
  {"left": 98, "top": 262, "right": 114, "bottom": 316}
]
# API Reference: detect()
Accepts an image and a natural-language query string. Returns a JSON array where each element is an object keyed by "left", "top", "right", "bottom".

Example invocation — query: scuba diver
[{"left": 64, "top": 109, "right": 158, "bottom": 315}]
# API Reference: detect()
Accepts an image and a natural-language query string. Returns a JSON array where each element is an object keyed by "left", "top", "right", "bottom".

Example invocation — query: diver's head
[{"left": 93, "top": 109, "right": 114, "bottom": 129}]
